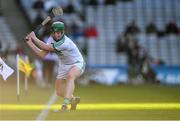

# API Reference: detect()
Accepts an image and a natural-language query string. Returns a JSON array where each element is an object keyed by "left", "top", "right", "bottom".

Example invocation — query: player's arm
[
  {"left": 28, "top": 31, "right": 54, "bottom": 51},
  {"left": 26, "top": 37, "right": 49, "bottom": 58}
]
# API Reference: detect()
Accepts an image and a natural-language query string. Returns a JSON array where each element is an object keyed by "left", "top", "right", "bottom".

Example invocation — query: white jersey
[{"left": 47, "top": 35, "right": 84, "bottom": 65}]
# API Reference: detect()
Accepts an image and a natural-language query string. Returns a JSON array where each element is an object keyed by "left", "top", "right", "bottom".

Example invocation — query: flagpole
[
  {"left": 24, "top": 55, "right": 28, "bottom": 96},
  {"left": 16, "top": 54, "right": 20, "bottom": 101}
]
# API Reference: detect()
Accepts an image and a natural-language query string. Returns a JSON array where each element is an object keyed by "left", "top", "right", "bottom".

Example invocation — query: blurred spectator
[
  {"left": 64, "top": 2, "right": 75, "bottom": 14},
  {"left": 146, "top": 22, "right": 158, "bottom": 34},
  {"left": 125, "top": 21, "right": 140, "bottom": 35},
  {"left": 140, "top": 52, "right": 157, "bottom": 83},
  {"left": 157, "top": 30, "right": 166, "bottom": 38},
  {"left": 88, "top": 0, "right": 98, "bottom": 6},
  {"left": 128, "top": 39, "right": 140, "bottom": 67},
  {"left": 105, "top": 0, "right": 117, "bottom": 5},
  {"left": 116, "top": 33, "right": 137, "bottom": 54},
  {"left": 165, "top": 21, "right": 179, "bottom": 35},
  {"left": 119, "top": 0, "right": 134, "bottom": 2},
  {"left": 32, "top": 0, "right": 44, "bottom": 10},
  {"left": 116, "top": 34, "right": 128, "bottom": 53},
  {"left": 79, "top": 13, "right": 85, "bottom": 23},
  {"left": 84, "top": 25, "right": 98, "bottom": 39},
  {"left": 123, "top": 35, "right": 141, "bottom": 80}
]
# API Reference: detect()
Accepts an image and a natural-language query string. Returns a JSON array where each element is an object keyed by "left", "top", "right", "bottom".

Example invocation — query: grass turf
[{"left": 0, "top": 80, "right": 180, "bottom": 120}]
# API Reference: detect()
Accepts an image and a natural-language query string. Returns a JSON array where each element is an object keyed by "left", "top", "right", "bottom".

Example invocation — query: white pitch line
[{"left": 36, "top": 91, "right": 57, "bottom": 121}]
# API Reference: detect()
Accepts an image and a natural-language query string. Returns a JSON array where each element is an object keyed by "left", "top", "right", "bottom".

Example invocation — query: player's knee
[
  {"left": 67, "top": 73, "right": 75, "bottom": 81},
  {"left": 56, "top": 91, "right": 64, "bottom": 97}
]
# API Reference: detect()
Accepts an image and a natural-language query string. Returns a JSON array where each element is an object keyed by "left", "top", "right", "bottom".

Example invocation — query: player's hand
[
  {"left": 26, "top": 37, "right": 32, "bottom": 44},
  {"left": 24, "top": 33, "right": 31, "bottom": 42},
  {"left": 28, "top": 31, "right": 37, "bottom": 40}
]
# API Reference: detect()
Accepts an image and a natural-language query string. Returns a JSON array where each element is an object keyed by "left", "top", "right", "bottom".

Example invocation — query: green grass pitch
[{"left": 0, "top": 79, "right": 180, "bottom": 120}]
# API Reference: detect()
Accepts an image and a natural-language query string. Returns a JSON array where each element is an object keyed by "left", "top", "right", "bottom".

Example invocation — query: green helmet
[{"left": 51, "top": 21, "right": 65, "bottom": 32}]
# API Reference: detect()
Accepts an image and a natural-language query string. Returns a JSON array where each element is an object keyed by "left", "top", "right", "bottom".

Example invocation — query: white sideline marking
[{"left": 36, "top": 91, "right": 57, "bottom": 121}]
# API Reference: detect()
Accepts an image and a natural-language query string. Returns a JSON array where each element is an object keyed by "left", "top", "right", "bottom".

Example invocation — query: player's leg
[
  {"left": 61, "top": 62, "right": 85, "bottom": 111},
  {"left": 61, "top": 65, "right": 81, "bottom": 110},
  {"left": 65, "top": 65, "right": 81, "bottom": 99},
  {"left": 55, "top": 65, "right": 76, "bottom": 111},
  {"left": 55, "top": 78, "right": 76, "bottom": 111},
  {"left": 55, "top": 79, "right": 68, "bottom": 111},
  {"left": 55, "top": 79, "right": 66, "bottom": 97},
  {"left": 68, "top": 62, "right": 85, "bottom": 110}
]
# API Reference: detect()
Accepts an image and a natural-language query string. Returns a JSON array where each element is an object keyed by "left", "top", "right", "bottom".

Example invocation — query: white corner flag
[{"left": 0, "top": 57, "right": 14, "bottom": 81}]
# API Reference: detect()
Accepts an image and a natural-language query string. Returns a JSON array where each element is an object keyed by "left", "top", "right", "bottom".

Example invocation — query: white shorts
[{"left": 56, "top": 61, "right": 85, "bottom": 79}]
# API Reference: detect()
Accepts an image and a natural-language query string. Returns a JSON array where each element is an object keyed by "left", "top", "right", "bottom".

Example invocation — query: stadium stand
[
  {"left": 0, "top": 17, "right": 19, "bottom": 72},
  {"left": 18, "top": 0, "right": 180, "bottom": 84},
  {"left": 0, "top": 15, "right": 18, "bottom": 67},
  {"left": 0, "top": 16, "right": 17, "bottom": 52},
  {"left": 86, "top": 0, "right": 180, "bottom": 65}
]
